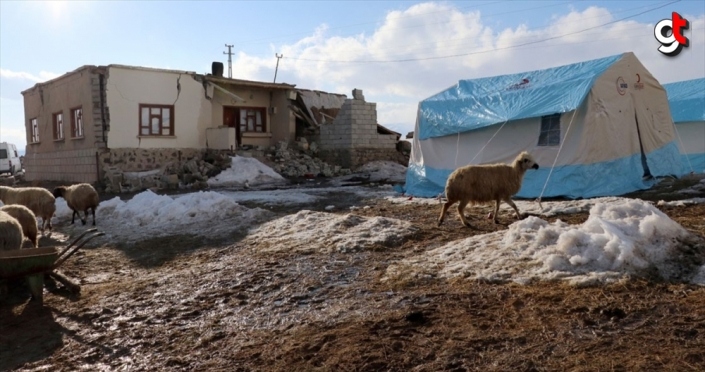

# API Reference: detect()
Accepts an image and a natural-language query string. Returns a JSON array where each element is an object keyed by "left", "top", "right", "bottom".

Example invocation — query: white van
[{"left": 0, "top": 142, "right": 21, "bottom": 175}]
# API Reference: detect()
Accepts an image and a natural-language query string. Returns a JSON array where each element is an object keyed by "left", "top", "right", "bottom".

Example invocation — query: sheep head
[
  {"left": 52, "top": 186, "right": 68, "bottom": 199},
  {"left": 513, "top": 151, "right": 539, "bottom": 171}
]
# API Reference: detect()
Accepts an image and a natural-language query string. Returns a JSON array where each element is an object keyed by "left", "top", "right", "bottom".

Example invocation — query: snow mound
[
  {"left": 53, "top": 190, "right": 271, "bottom": 243},
  {"left": 657, "top": 198, "right": 705, "bottom": 207},
  {"left": 208, "top": 156, "right": 286, "bottom": 187},
  {"left": 354, "top": 161, "right": 407, "bottom": 183},
  {"left": 385, "top": 199, "right": 705, "bottom": 286},
  {"left": 246, "top": 210, "right": 418, "bottom": 253}
]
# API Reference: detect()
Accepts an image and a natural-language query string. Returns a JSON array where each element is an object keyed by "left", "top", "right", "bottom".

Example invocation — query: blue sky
[{"left": 2, "top": 0, "right": 704, "bottom": 153}]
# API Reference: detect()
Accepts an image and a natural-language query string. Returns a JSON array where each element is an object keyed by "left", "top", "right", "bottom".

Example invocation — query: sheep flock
[{"left": 0, "top": 183, "right": 99, "bottom": 251}]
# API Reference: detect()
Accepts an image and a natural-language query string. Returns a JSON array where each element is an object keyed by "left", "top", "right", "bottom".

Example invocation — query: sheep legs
[
  {"left": 71, "top": 209, "right": 87, "bottom": 225},
  {"left": 437, "top": 200, "right": 455, "bottom": 226},
  {"left": 490, "top": 199, "right": 523, "bottom": 224},
  {"left": 456, "top": 200, "right": 473, "bottom": 228},
  {"left": 70, "top": 208, "right": 94, "bottom": 226},
  {"left": 86, "top": 207, "right": 96, "bottom": 226},
  {"left": 40, "top": 217, "right": 53, "bottom": 234},
  {"left": 504, "top": 198, "right": 523, "bottom": 220},
  {"left": 492, "top": 200, "right": 501, "bottom": 224},
  {"left": 438, "top": 199, "right": 474, "bottom": 228}
]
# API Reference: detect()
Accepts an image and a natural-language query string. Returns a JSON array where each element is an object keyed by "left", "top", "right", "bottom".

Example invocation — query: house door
[{"left": 223, "top": 106, "right": 241, "bottom": 146}]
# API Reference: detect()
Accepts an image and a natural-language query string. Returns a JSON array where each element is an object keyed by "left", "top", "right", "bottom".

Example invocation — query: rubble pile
[{"left": 269, "top": 140, "right": 352, "bottom": 178}]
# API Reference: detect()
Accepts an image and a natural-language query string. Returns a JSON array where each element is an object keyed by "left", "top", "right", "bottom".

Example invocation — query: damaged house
[
  {"left": 22, "top": 62, "right": 408, "bottom": 188},
  {"left": 291, "top": 88, "right": 407, "bottom": 169},
  {"left": 22, "top": 63, "right": 297, "bottom": 185}
]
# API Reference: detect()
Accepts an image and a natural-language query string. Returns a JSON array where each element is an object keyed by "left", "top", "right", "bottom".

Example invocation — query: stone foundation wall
[
  {"left": 99, "top": 147, "right": 236, "bottom": 193},
  {"left": 99, "top": 148, "right": 208, "bottom": 173},
  {"left": 23, "top": 148, "right": 99, "bottom": 184},
  {"left": 318, "top": 148, "right": 409, "bottom": 170}
]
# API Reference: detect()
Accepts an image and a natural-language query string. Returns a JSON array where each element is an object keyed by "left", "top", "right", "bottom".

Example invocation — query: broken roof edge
[
  {"left": 21, "top": 65, "right": 105, "bottom": 95},
  {"left": 204, "top": 75, "right": 296, "bottom": 90},
  {"left": 107, "top": 64, "right": 198, "bottom": 76},
  {"left": 295, "top": 88, "right": 348, "bottom": 98},
  {"left": 377, "top": 123, "right": 401, "bottom": 137}
]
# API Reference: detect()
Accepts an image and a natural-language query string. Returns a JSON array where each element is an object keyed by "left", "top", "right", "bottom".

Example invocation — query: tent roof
[
  {"left": 417, "top": 53, "right": 627, "bottom": 140},
  {"left": 663, "top": 77, "right": 705, "bottom": 123}
]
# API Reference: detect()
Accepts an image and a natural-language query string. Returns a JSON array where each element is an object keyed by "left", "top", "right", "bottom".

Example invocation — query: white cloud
[
  {"left": 0, "top": 68, "right": 61, "bottom": 83},
  {"left": 228, "top": 3, "right": 705, "bottom": 136}
]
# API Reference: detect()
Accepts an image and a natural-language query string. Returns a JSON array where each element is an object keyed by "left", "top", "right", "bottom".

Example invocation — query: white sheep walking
[
  {"left": 0, "top": 186, "right": 55, "bottom": 233},
  {"left": 53, "top": 183, "right": 100, "bottom": 226},
  {"left": 438, "top": 151, "right": 539, "bottom": 228},
  {"left": 0, "top": 205, "right": 39, "bottom": 248}
]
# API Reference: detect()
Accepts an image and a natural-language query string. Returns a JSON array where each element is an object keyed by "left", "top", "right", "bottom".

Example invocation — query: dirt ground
[{"left": 1, "top": 177, "right": 704, "bottom": 371}]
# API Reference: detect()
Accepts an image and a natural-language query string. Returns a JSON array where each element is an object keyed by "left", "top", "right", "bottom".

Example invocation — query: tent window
[{"left": 538, "top": 114, "right": 561, "bottom": 146}]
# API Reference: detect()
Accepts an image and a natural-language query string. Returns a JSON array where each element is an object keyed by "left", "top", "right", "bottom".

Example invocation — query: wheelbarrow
[{"left": 0, "top": 228, "right": 105, "bottom": 306}]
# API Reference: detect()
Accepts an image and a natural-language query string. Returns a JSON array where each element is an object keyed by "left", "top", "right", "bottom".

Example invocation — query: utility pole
[
  {"left": 223, "top": 44, "right": 234, "bottom": 78},
  {"left": 273, "top": 53, "right": 283, "bottom": 83}
]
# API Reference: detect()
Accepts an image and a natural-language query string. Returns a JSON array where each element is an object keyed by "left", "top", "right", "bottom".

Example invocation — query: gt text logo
[{"left": 654, "top": 12, "right": 690, "bottom": 57}]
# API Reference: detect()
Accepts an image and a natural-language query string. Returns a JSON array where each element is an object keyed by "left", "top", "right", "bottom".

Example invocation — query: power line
[
  {"left": 355, "top": 22, "right": 663, "bottom": 61},
  {"left": 347, "top": 1, "right": 676, "bottom": 55},
  {"left": 235, "top": 0, "right": 664, "bottom": 55},
  {"left": 283, "top": 0, "right": 682, "bottom": 64}
]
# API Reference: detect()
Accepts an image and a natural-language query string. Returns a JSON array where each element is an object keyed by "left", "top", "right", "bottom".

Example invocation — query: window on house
[
  {"left": 538, "top": 113, "right": 561, "bottom": 146},
  {"left": 71, "top": 107, "right": 84, "bottom": 138},
  {"left": 30, "top": 118, "right": 39, "bottom": 143},
  {"left": 239, "top": 107, "right": 266, "bottom": 133},
  {"left": 53, "top": 111, "right": 64, "bottom": 140},
  {"left": 139, "top": 104, "right": 174, "bottom": 136}
]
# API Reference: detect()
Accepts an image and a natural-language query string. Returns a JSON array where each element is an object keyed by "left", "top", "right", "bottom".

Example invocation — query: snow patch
[
  {"left": 246, "top": 210, "right": 418, "bottom": 253},
  {"left": 207, "top": 156, "right": 286, "bottom": 187},
  {"left": 657, "top": 198, "right": 705, "bottom": 207},
  {"left": 219, "top": 185, "right": 398, "bottom": 206},
  {"left": 354, "top": 161, "right": 407, "bottom": 183},
  {"left": 52, "top": 189, "right": 271, "bottom": 243},
  {"left": 385, "top": 199, "right": 705, "bottom": 286}
]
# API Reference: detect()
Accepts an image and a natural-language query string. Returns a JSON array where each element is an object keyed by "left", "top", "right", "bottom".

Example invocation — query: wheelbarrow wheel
[{"left": 26, "top": 273, "right": 44, "bottom": 306}]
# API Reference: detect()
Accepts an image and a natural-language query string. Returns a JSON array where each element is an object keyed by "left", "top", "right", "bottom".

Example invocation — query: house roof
[
  {"left": 21, "top": 63, "right": 296, "bottom": 95},
  {"left": 204, "top": 75, "right": 296, "bottom": 90},
  {"left": 663, "top": 77, "right": 705, "bottom": 123},
  {"left": 295, "top": 89, "right": 348, "bottom": 126},
  {"left": 417, "top": 52, "right": 627, "bottom": 140},
  {"left": 21, "top": 65, "right": 104, "bottom": 95}
]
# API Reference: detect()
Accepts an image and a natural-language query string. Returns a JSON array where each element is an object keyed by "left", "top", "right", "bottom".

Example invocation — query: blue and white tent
[
  {"left": 405, "top": 52, "right": 685, "bottom": 199},
  {"left": 663, "top": 78, "right": 705, "bottom": 174}
]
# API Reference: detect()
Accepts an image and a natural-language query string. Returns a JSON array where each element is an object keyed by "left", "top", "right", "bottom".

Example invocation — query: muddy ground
[{"left": 1, "top": 176, "right": 704, "bottom": 372}]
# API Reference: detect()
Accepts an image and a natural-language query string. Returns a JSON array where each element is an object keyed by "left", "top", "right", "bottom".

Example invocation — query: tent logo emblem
[
  {"left": 654, "top": 12, "right": 690, "bottom": 57},
  {"left": 616, "top": 77, "right": 628, "bottom": 95},
  {"left": 633, "top": 73, "right": 645, "bottom": 90}
]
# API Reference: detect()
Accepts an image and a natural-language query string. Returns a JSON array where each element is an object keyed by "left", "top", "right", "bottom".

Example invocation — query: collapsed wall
[{"left": 316, "top": 89, "right": 407, "bottom": 169}]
